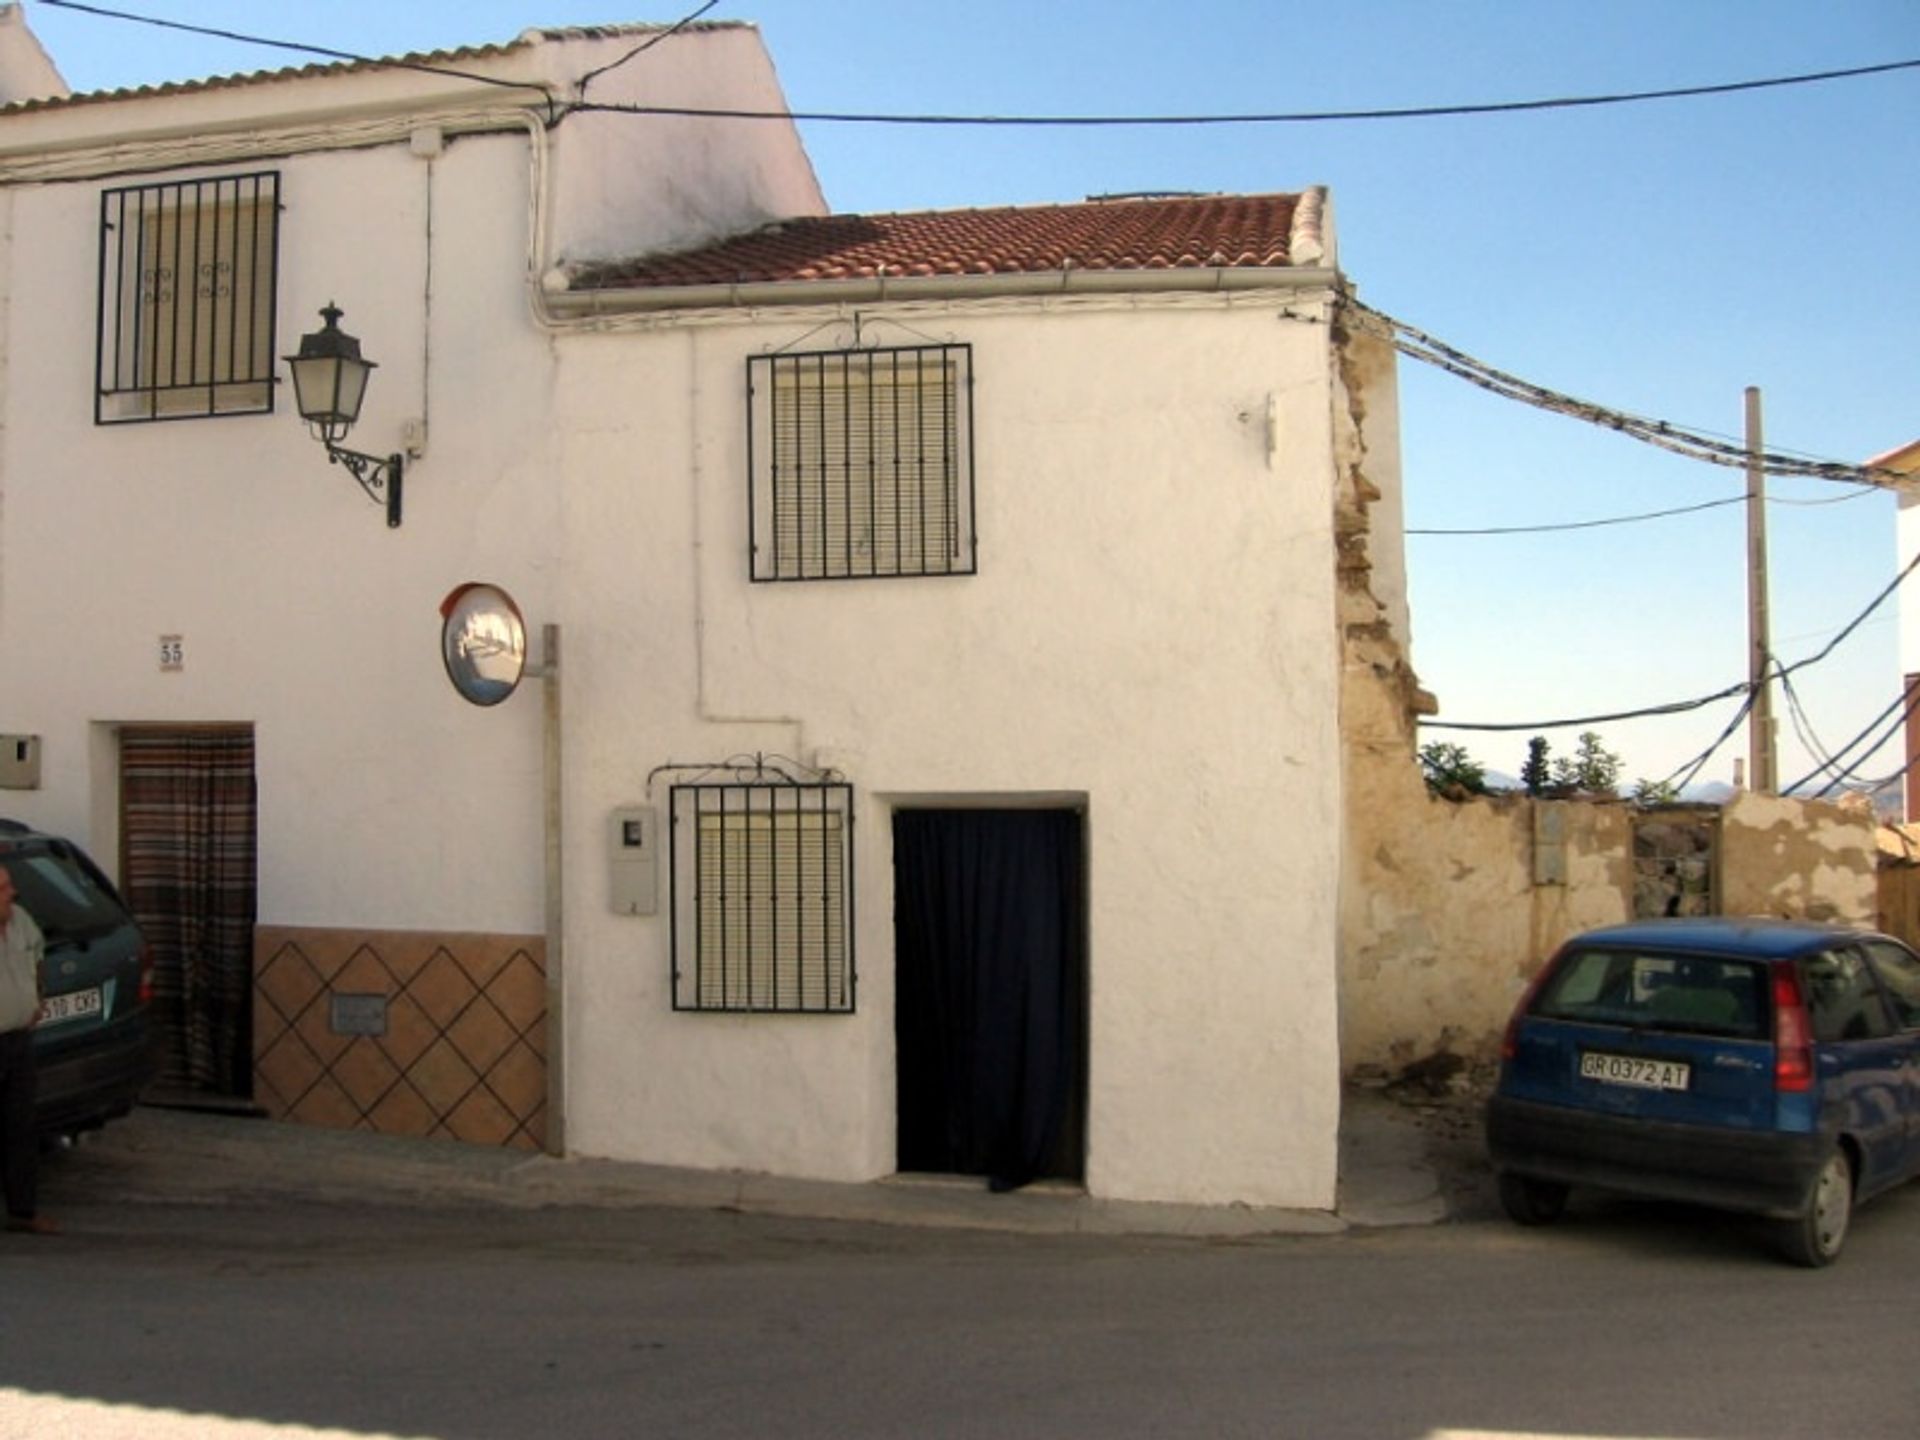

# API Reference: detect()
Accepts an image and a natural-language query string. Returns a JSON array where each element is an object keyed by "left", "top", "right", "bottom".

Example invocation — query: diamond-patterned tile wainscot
[{"left": 253, "top": 927, "right": 547, "bottom": 1150}]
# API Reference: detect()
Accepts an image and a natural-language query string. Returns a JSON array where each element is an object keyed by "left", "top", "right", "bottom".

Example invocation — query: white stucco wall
[
  {"left": 0, "top": 29, "right": 1352, "bottom": 1211},
  {"left": 0, "top": 132, "right": 553, "bottom": 933},
  {"left": 548, "top": 297, "right": 1346, "bottom": 1208},
  {"left": 536, "top": 26, "right": 826, "bottom": 261}
]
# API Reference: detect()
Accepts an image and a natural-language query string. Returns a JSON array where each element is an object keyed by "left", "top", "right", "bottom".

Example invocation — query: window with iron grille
[
  {"left": 96, "top": 171, "right": 281, "bottom": 423},
  {"left": 670, "top": 782, "right": 855, "bottom": 1012},
  {"left": 747, "top": 344, "right": 975, "bottom": 581}
]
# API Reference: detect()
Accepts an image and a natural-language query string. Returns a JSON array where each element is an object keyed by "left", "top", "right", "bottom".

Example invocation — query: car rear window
[
  {"left": 0, "top": 843, "right": 130, "bottom": 944},
  {"left": 1533, "top": 947, "right": 1768, "bottom": 1039}
]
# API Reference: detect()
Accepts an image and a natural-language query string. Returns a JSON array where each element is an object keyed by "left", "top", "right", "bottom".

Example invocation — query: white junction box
[
  {"left": 608, "top": 805, "right": 658, "bottom": 915},
  {"left": 0, "top": 735, "right": 41, "bottom": 790}
]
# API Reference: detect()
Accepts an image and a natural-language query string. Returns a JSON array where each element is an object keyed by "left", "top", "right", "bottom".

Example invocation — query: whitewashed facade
[{"left": 0, "top": 11, "right": 1406, "bottom": 1211}]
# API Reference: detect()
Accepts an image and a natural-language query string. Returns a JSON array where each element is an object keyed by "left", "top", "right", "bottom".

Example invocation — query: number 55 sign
[{"left": 158, "top": 634, "right": 184, "bottom": 672}]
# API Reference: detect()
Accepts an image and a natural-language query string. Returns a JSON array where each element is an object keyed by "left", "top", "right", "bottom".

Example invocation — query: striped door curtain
[{"left": 120, "top": 728, "right": 257, "bottom": 1096}]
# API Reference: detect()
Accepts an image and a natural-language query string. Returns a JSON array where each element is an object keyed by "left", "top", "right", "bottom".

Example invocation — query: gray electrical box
[
  {"left": 609, "top": 805, "right": 658, "bottom": 915},
  {"left": 0, "top": 735, "right": 41, "bottom": 790}
]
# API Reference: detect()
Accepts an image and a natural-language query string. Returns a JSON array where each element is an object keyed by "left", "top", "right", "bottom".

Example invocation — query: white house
[{"left": 0, "top": 8, "right": 1408, "bottom": 1212}]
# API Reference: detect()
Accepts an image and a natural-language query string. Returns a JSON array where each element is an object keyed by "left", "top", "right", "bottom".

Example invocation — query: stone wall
[
  {"left": 1338, "top": 740, "right": 1879, "bottom": 1076},
  {"left": 1331, "top": 310, "right": 1876, "bottom": 1076}
]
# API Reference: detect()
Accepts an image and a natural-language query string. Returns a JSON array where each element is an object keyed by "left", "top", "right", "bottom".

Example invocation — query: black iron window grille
[
  {"left": 96, "top": 171, "right": 281, "bottom": 424},
  {"left": 670, "top": 781, "right": 855, "bottom": 1013},
  {"left": 747, "top": 344, "right": 976, "bottom": 581}
]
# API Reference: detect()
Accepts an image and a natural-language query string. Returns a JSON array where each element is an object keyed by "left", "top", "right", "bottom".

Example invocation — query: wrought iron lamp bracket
[{"left": 326, "top": 443, "right": 404, "bottom": 528}]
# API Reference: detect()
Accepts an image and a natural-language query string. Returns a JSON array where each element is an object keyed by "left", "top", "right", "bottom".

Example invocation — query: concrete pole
[{"left": 1746, "top": 388, "right": 1778, "bottom": 794}]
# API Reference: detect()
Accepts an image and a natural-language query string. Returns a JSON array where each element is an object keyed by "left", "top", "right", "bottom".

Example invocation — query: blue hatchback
[{"left": 1487, "top": 917, "right": 1920, "bottom": 1266}]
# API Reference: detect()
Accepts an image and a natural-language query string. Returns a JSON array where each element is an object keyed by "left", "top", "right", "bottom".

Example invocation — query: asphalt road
[{"left": 4, "top": 1165, "right": 1920, "bottom": 1440}]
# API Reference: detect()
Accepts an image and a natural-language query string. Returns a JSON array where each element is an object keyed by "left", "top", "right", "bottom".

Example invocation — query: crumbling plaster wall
[
  {"left": 1328, "top": 310, "right": 1625, "bottom": 1073},
  {"left": 1719, "top": 790, "right": 1876, "bottom": 924},
  {"left": 1330, "top": 312, "right": 1877, "bottom": 1078}
]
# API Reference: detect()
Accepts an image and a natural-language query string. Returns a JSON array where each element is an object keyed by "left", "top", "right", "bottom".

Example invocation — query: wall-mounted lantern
[{"left": 283, "top": 303, "right": 404, "bottom": 528}]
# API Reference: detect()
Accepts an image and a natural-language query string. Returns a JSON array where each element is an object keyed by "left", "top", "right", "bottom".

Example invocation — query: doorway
[
  {"left": 119, "top": 727, "right": 258, "bottom": 1102},
  {"left": 893, "top": 808, "right": 1086, "bottom": 1190}
]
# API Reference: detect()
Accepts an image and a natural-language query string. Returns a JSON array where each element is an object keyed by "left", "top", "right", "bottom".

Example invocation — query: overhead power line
[
  {"left": 1422, "top": 548, "right": 1920, "bottom": 736},
  {"left": 562, "top": 57, "right": 1920, "bottom": 126},
  {"left": 1341, "top": 298, "right": 1904, "bottom": 489},
  {"left": 576, "top": 1, "right": 718, "bottom": 92},
  {"left": 38, "top": 1, "right": 1920, "bottom": 128},
  {"left": 1409, "top": 486, "right": 1874, "bottom": 538},
  {"left": 1781, "top": 672, "right": 1919, "bottom": 798},
  {"left": 38, "top": 0, "right": 552, "bottom": 97},
  {"left": 1408, "top": 495, "right": 1745, "bottom": 537}
]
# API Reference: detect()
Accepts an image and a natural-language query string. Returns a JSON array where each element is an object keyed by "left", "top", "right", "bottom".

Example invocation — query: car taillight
[
  {"left": 1772, "top": 966, "right": 1814, "bottom": 1093},
  {"left": 137, "top": 942, "right": 154, "bottom": 1007},
  {"left": 1501, "top": 956, "right": 1557, "bottom": 1060}
]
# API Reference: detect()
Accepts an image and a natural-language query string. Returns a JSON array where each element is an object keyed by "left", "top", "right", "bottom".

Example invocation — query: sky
[{"left": 19, "top": 0, "right": 1920, "bottom": 796}]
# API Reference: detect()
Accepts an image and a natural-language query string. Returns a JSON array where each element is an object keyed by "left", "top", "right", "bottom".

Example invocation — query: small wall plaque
[{"left": 330, "top": 993, "right": 388, "bottom": 1037}]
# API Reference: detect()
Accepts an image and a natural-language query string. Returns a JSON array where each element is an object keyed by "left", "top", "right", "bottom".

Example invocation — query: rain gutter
[{"left": 540, "top": 263, "right": 1344, "bottom": 318}]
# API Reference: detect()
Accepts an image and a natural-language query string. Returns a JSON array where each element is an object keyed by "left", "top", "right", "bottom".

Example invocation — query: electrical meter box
[
  {"left": 0, "top": 735, "right": 41, "bottom": 790},
  {"left": 608, "top": 805, "right": 658, "bottom": 915}
]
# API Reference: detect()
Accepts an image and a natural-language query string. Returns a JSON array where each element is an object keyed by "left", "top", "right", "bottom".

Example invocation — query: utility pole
[{"left": 1746, "top": 386, "right": 1778, "bottom": 794}]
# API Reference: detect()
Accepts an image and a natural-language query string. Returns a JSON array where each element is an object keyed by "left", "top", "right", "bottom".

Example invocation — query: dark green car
[{"left": 0, "top": 820, "right": 152, "bottom": 1136}]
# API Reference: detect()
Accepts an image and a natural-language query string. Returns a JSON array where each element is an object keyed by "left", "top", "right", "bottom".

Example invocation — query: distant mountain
[{"left": 1683, "top": 781, "right": 1736, "bottom": 803}]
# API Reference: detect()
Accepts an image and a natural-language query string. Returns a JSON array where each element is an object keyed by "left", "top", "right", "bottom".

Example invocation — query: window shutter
[
  {"left": 751, "top": 345, "right": 973, "bottom": 581},
  {"left": 672, "top": 783, "right": 855, "bottom": 1013}
]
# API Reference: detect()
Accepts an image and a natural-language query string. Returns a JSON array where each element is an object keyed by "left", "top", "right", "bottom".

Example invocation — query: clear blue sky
[{"left": 24, "top": 1, "right": 1919, "bottom": 794}]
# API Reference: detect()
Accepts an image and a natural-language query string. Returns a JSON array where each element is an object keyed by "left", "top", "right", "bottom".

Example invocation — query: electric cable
[
  {"left": 1408, "top": 495, "right": 1743, "bottom": 536},
  {"left": 1659, "top": 689, "right": 1756, "bottom": 796},
  {"left": 1342, "top": 297, "right": 1903, "bottom": 489},
  {"left": 1423, "top": 548, "right": 1920, "bottom": 735},
  {"left": 557, "top": 57, "right": 1920, "bottom": 127},
  {"left": 38, "top": 1, "right": 1920, "bottom": 130},
  {"left": 1408, "top": 485, "right": 1873, "bottom": 538},
  {"left": 39, "top": 0, "right": 553, "bottom": 96},
  {"left": 1782, "top": 677, "right": 1920, "bottom": 797},
  {"left": 576, "top": 1, "right": 719, "bottom": 92}
]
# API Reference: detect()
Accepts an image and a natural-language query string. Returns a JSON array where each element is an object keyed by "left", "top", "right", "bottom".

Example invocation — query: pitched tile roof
[
  {"left": 0, "top": 21, "right": 747, "bottom": 116},
  {"left": 572, "top": 190, "right": 1325, "bottom": 292}
]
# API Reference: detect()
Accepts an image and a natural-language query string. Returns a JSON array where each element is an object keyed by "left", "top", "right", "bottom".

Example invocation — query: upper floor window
[
  {"left": 96, "top": 171, "right": 281, "bottom": 424},
  {"left": 747, "top": 344, "right": 976, "bottom": 581}
]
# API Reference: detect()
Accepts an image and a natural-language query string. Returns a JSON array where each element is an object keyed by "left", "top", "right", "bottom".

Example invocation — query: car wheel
[
  {"left": 1778, "top": 1146, "right": 1852, "bottom": 1268},
  {"left": 1498, "top": 1172, "right": 1569, "bottom": 1226}
]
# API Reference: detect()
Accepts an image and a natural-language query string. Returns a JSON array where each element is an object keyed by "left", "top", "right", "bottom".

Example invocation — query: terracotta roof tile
[
  {"left": 573, "top": 191, "right": 1321, "bottom": 292},
  {"left": 0, "top": 21, "right": 746, "bottom": 117}
]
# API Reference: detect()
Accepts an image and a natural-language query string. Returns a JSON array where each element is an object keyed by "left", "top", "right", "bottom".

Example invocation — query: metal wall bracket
[{"left": 327, "top": 444, "right": 404, "bottom": 528}]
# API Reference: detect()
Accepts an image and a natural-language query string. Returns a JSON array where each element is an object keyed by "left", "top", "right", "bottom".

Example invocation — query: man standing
[{"left": 0, "top": 862, "right": 55, "bottom": 1235}]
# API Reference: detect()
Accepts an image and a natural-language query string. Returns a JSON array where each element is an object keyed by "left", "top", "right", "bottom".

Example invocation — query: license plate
[
  {"left": 40, "top": 987, "right": 102, "bottom": 1026},
  {"left": 1581, "top": 1050, "right": 1689, "bottom": 1091}
]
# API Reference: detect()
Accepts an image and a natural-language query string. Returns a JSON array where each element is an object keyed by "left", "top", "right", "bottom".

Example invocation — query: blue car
[{"left": 1487, "top": 917, "right": 1920, "bottom": 1266}]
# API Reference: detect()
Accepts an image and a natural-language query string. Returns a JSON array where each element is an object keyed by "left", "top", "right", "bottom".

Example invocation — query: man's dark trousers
[{"left": 0, "top": 1028, "right": 36, "bottom": 1220}]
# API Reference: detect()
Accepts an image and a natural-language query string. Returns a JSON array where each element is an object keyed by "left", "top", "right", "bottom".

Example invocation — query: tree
[
  {"left": 1419, "top": 741, "right": 1488, "bottom": 797},
  {"left": 1634, "top": 777, "right": 1680, "bottom": 805},
  {"left": 1550, "top": 731, "right": 1622, "bottom": 795},
  {"left": 1520, "top": 736, "right": 1552, "bottom": 796}
]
